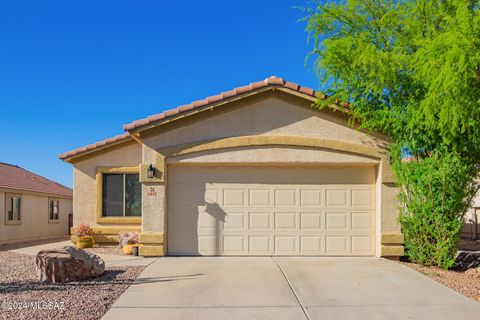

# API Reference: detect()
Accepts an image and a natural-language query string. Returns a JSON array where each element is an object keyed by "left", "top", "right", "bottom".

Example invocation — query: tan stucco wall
[
  {"left": 167, "top": 146, "right": 380, "bottom": 164},
  {"left": 0, "top": 189, "right": 72, "bottom": 244},
  {"left": 380, "top": 183, "right": 400, "bottom": 233},
  {"left": 142, "top": 96, "right": 388, "bottom": 152},
  {"left": 73, "top": 142, "right": 142, "bottom": 227}
]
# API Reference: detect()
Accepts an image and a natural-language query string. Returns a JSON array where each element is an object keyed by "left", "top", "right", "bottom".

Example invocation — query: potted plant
[
  {"left": 119, "top": 231, "right": 139, "bottom": 255},
  {"left": 76, "top": 224, "right": 94, "bottom": 248}
]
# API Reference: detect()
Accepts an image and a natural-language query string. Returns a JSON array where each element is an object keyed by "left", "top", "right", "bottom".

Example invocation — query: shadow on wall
[
  {"left": 204, "top": 201, "right": 227, "bottom": 255},
  {"left": 167, "top": 181, "right": 227, "bottom": 256}
]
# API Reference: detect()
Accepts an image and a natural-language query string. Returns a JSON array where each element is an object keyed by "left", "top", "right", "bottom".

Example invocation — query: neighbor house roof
[
  {"left": 0, "top": 162, "right": 72, "bottom": 197},
  {"left": 60, "top": 76, "right": 329, "bottom": 162}
]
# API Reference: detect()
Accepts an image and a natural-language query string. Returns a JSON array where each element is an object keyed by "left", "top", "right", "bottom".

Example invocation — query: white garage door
[{"left": 167, "top": 165, "right": 376, "bottom": 256}]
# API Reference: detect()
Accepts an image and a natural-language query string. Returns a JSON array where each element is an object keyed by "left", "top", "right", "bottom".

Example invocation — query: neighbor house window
[
  {"left": 102, "top": 173, "right": 141, "bottom": 217},
  {"left": 6, "top": 194, "right": 21, "bottom": 223},
  {"left": 49, "top": 200, "right": 59, "bottom": 221}
]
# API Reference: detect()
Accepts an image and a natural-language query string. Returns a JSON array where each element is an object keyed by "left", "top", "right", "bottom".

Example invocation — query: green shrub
[{"left": 393, "top": 151, "right": 477, "bottom": 269}]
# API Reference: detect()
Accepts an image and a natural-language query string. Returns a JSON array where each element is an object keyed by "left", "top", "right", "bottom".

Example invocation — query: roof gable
[{"left": 123, "top": 76, "right": 325, "bottom": 133}]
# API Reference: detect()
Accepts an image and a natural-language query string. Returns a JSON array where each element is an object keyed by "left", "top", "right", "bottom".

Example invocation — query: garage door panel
[
  {"left": 249, "top": 212, "right": 273, "bottom": 230},
  {"left": 300, "top": 189, "right": 323, "bottom": 206},
  {"left": 168, "top": 166, "right": 376, "bottom": 256},
  {"left": 168, "top": 209, "right": 199, "bottom": 230},
  {"left": 205, "top": 189, "right": 219, "bottom": 203},
  {"left": 168, "top": 232, "right": 199, "bottom": 256},
  {"left": 300, "top": 212, "right": 323, "bottom": 230},
  {"left": 325, "top": 189, "right": 348, "bottom": 207},
  {"left": 274, "top": 189, "right": 297, "bottom": 206},
  {"left": 169, "top": 185, "right": 210, "bottom": 207},
  {"left": 223, "top": 189, "right": 245, "bottom": 206},
  {"left": 300, "top": 235, "right": 324, "bottom": 254},
  {"left": 351, "top": 188, "right": 374, "bottom": 208},
  {"left": 274, "top": 235, "right": 298, "bottom": 254},
  {"left": 249, "top": 189, "right": 272, "bottom": 206},
  {"left": 223, "top": 212, "right": 246, "bottom": 230},
  {"left": 198, "top": 235, "right": 219, "bottom": 255},
  {"left": 169, "top": 167, "right": 197, "bottom": 182},
  {"left": 249, "top": 235, "right": 272, "bottom": 254},
  {"left": 351, "top": 212, "right": 375, "bottom": 231},
  {"left": 274, "top": 212, "right": 297, "bottom": 230},
  {"left": 197, "top": 212, "right": 218, "bottom": 230},
  {"left": 325, "top": 235, "right": 348, "bottom": 253},
  {"left": 223, "top": 235, "right": 246, "bottom": 254},
  {"left": 351, "top": 235, "right": 375, "bottom": 254},
  {"left": 325, "top": 212, "right": 348, "bottom": 230}
]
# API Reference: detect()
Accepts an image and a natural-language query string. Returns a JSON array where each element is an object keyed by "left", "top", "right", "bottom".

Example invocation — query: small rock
[
  {"left": 464, "top": 268, "right": 480, "bottom": 278},
  {"left": 35, "top": 246, "right": 105, "bottom": 283}
]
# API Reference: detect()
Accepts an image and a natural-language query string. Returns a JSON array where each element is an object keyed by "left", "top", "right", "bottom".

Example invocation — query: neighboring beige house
[
  {"left": 0, "top": 162, "right": 73, "bottom": 245},
  {"left": 60, "top": 76, "right": 404, "bottom": 257}
]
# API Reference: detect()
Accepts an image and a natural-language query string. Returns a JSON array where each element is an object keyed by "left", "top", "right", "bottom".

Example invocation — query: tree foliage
[{"left": 306, "top": 0, "right": 480, "bottom": 268}]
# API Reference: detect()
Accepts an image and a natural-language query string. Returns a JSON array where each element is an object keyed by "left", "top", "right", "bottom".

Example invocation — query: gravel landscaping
[
  {"left": 0, "top": 237, "right": 70, "bottom": 251},
  {"left": 0, "top": 250, "right": 144, "bottom": 320},
  {"left": 399, "top": 239, "right": 480, "bottom": 303},
  {"left": 85, "top": 245, "right": 124, "bottom": 256}
]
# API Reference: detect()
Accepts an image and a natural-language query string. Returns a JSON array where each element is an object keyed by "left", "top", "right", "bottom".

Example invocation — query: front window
[
  {"left": 6, "top": 194, "right": 21, "bottom": 222},
  {"left": 49, "top": 200, "right": 59, "bottom": 220},
  {"left": 102, "top": 173, "right": 141, "bottom": 217}
]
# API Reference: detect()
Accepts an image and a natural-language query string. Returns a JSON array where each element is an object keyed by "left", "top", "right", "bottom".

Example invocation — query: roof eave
[
  {"left": 59, "top": 135, "right": 135, "bottom": 163},
  {"left": 123, "top": 86, "right": 321, "bottom": 135}
]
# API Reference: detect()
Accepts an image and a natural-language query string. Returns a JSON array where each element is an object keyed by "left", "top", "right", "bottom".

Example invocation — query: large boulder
[{"left": 35, "top": 246, "right": 105, "bottom": 283}]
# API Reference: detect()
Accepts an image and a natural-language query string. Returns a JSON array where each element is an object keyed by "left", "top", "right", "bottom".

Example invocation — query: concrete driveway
[{"left": 103, "top": 257, "right": 480, "bottom": 320}]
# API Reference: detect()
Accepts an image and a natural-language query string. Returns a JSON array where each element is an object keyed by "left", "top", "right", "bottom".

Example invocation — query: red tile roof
[
  {"left": 0, "top": 162, "right": 72, "bottom": 197},
  {"left": 123, "top": 76, "right": 320, "bottom": 131},
  {"left": 60, "top": 76, "right": 326, "bottom": 162},
  {"left": 58, "top": 133, "right": 131, "bottom": 161}
]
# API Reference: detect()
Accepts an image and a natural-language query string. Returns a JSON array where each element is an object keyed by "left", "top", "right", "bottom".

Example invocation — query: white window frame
[{"left": 48, "top": 198, "right": 60, "bottom": 223}]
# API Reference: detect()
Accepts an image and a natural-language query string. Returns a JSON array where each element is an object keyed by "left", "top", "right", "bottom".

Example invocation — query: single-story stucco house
[
  {"left": 0, "top": 162, "right": 73, "bottom": 245},
  {"left": 60, "top": 76, "right": 405, "bottom": 257}
]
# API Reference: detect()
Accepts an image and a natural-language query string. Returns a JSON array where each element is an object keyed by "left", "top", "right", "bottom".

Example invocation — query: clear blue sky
[{"left": 0, "top": 1, "right": 320, "bottom": 188}]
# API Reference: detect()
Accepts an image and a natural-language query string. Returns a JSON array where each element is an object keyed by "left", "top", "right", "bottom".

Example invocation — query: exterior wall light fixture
[{"left": 147, "top": 164, "right": 155, "bottom": 179}]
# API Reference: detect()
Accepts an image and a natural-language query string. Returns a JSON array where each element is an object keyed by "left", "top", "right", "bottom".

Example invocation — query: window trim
[
  {"left": 5, "top": 193, "right": 22, "bottom": 225},
  {"left": 48, "top": 198, "right": 60, "bottom": 223},
  {"left": 95, "top": 166, "right": 142, "bottom": 224}
]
